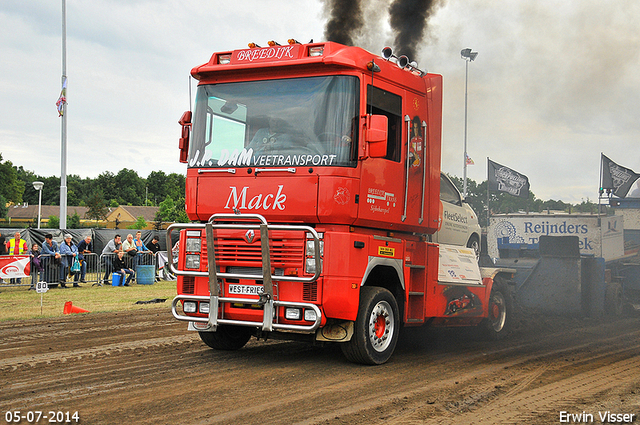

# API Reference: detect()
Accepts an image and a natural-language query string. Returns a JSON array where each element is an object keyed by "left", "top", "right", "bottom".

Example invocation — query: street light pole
[
  {"left": 59, "top": 0, "right": 68, "bottom": 230},
  {"left": 461, "top": 48, "right": 478, "bottom": 199},
  {"left": 33, "top": 181, "right": 44, "bottom": 229}
]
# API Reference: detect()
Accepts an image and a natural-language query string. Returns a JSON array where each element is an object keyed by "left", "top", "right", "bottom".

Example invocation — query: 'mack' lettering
[{"left": 225, "top": 186, "right": 286, "bottom": 211}]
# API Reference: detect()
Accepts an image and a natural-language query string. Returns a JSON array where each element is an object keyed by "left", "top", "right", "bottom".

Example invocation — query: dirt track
[{"left": 1, "top": 308, "right": 639, "bottom": 425}]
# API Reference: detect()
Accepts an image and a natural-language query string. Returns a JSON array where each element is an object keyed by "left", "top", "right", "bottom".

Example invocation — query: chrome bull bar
[
  {"left": 167, "top": 213, "right": 322, "bottom": 333},
  {"left": 171, "top": 294, "right": 322, "bottom": 332}
]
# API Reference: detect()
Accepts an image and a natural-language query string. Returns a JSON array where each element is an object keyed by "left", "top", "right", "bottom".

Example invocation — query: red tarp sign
[{"left": 0, "top": 255, "right": 31, "bottom": 279}]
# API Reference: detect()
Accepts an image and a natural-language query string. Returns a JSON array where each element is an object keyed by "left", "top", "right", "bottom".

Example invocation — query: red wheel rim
[
  {"left": 492, "top": 303, "right": 500, "bottom": 319},
  {"left": 374, "top": 315, "right": 385, "bottom": 339}
]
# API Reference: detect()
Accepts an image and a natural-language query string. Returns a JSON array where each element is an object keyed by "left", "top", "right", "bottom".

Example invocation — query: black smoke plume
[
  {"left": 323, "top": 0, "right": 364, "bottom": 46},
  {"left": 389, "top": 0, "right": 441, "bottom": 59}
]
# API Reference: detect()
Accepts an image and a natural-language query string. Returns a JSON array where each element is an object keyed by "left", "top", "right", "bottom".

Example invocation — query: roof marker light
[
  {"left": 367, "top": 60, "right": 381, "bottom": 72},
  {"left": 288, "top": 39, "right": 300, "bottom": 45},
  {"left": 268, "top": 40, "right": 281, "bottom": 47},
  {"left": 309, "top": 46, "right": 324, "bottom": 57},
  {"left": 248, "top": 43, "right": 260, "bottom": 48}
]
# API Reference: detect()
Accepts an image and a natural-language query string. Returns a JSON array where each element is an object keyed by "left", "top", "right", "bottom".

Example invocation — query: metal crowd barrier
[
  {"left": 30, "top": 253, "right": 101, "bottom": 287},
  {"left": 99, "top": 251, "right": 157, "bottom": 285},
  {"left": 1, "top": 250, "right": 166, "bottom": 289}
]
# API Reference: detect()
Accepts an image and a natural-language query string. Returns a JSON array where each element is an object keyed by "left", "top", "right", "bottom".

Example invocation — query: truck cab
[{"left": 171, "top": 41, "right": 511, "bottom": 365}]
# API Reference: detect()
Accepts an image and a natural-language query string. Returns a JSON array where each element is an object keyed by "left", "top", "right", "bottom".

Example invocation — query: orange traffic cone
[{"left": 63, "top": 301, "right": 90, "bottom": 314}]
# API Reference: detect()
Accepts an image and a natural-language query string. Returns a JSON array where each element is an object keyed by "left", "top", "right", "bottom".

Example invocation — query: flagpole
[
  {"left": 60, "top": 0, "right": 68, "bottom": 230},
  {"left": 598, "top": 152, "right": 603, "bottom": 217},
  {"left": 462, "top": 57, "right": 469, "bottom": 198},
  {"left": 486, "top": 157, "right": 490, "bottom": 228}
]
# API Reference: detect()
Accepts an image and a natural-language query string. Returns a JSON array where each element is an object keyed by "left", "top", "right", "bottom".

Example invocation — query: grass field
[{"left": 0, "top": 279, "right": 177, "bottom": 321}]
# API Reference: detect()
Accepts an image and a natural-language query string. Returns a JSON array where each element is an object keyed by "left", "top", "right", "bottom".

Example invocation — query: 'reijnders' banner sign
[
  {"left": 601, "top": 154, "right": 640, "bottom": 198},
  {"left": 487, "top": 159, "right": 530, "bottom": 199}
]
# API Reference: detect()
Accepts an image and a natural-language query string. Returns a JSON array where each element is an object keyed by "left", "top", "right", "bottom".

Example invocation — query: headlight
[
  {"left": 199, "top": 302, "right": 210, "bottom": 314},
  {"left": 305, "top": 232, "right": 323, "bottom": 274},
  {"left": 304, "top": 309, "right": 317, "bottom": 322},
  {"left": 285, "top": 308, "right": 302, "bottom": 320},
  {"left": 305, "top": 258, "right": 322, "bottom": 274},
  {"left": 185, "top": 254, "right": 201, "bottom": 269},
  {"left": 305, "top": 240, "right": 324, "bottom": 257},
  {"left": 183, "top": 301, "right": 197, "bottom": 313},
  {"left": 186, "top": 238, "right": 201, "bottom": 252}
]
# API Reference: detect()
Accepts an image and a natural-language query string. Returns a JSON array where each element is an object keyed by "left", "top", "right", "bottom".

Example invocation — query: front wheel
[
  {"left": 480, "top": 280, "right": 512, "bottom": 340},
  {"left": 199, "top": 325, "right": 252, "bottom": 350},
  {"left": 341, "top": 286, "right": 400, "bottom": 365},
  {"left": 467, "top": 235, "right": 480, "bottom": 262}
]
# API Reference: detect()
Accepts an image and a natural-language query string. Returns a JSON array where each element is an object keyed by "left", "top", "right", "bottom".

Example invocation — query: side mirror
[
  {"left": 366, "top": 114, "right": 388, "bottom": 158},
  {"left": 178, "top": 111, "right": 192, "bottom": 163}
]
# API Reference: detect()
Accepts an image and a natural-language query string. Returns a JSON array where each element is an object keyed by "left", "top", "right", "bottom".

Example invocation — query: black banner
[
  {"left": 488, "top": 159, "right": 530, "bottom": 199},
  {"left": 601, "top": 154, "right": 640, "bottom": 198}
]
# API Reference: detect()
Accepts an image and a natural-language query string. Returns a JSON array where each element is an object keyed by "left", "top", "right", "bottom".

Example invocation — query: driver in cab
[{"left": 248, "top": 117, "right": 295, "bottom": 155}]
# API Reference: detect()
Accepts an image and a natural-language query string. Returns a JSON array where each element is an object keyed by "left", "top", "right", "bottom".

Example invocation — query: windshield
[{"left": 188, "top": 76, "right": 359, "bottom": 168}]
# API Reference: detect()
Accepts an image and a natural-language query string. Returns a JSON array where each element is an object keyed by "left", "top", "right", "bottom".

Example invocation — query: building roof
[
  {"left": 105, "top": 206, "right": 159, "bottom": 222},
  {"left": 6, "top": 204, "right": 90, "bottom": 220},
  {"left": 6, "top": 204, "right": 159, "bottom": 222}
]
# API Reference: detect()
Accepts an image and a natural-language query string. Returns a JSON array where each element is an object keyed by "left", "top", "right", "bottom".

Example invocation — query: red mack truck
[{"left": 169, "top": 40, "right": 514, "bottom": 364}]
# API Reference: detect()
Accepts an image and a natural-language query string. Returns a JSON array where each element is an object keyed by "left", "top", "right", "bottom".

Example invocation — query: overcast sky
[{"left": 2, "top": 0, "right": 639, "bottom": 203}]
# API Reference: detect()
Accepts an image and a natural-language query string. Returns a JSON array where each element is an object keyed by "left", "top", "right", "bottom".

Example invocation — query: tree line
[
  {"left": 447, "top": 174, "right": 599, "bottom": 227},
  {"left": 1, "top": 153, "right": 599, "bottom": 227},
  {"left": 0, "top": 153, "right": 187, "bottom": 223}
]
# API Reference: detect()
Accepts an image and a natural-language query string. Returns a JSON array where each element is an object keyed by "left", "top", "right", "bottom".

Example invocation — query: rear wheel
[
  {"left": 481, "top": 280, "right": 512, "bottom": 340},
  {"left": 341, "top": 286, "right": 400, "bottom": 365},
  {"left": 199, "top": 325, "right": 252, "bottom": 350}
]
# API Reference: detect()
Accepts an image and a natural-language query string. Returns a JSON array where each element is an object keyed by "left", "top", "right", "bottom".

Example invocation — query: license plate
[{"left": 228, "top": 284, "right": 264, "bottom": 295}]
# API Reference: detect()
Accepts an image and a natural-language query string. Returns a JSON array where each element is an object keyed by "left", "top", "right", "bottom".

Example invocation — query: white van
[{"left": 433, "top": 173, "right": 482, "bottom": 258}]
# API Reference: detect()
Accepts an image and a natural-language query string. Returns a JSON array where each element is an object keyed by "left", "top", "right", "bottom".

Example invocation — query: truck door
[
  {"left": 356, "top": 84, "right": 406, "bottom": 230},
  {"left": 356, "top": 84, "right": 428, "bottom": 231}
]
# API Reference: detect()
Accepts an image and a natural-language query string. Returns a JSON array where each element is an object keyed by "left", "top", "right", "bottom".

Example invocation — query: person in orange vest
[{"left": 7, "top": 232, "right": 27, "bottom": 284}]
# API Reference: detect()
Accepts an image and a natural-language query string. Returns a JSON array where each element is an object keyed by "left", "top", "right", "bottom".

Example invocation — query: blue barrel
[
  {"left": 112, "top": 273, "right": 122, "bottom": 286},
  {"left": 137, "top": 265, "right": 155, "bottom": 285}
]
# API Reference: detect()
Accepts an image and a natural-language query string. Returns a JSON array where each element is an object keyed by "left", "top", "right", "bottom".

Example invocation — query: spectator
[
  {"left": 59, "top": 234, "right": 80, "bottom": 288},
  {"left": 148, "top": 235, "right": 165, "bottom": 281},
  {"left": 7, "top": 232, "right": 27, "bottom": 284},
  {"left": 133, "top": 231, "right": 153, "bottom": 265},
  {"left": 134, "top": 231, "right": 150, "bottom": 252},
  {"left": 76, "top": 236, "right": 92, "bottom": 283},
  {"left": 122, "top": 233, "right": 138, "bottom": 268},
  {"left": 28, "top": 243, "right": 43, "bottom": 290},
  {"left": 122, "top": 233, "right": 137, "bottom": 255},
  {"left": 101, "top": 234, "right": 122, "bottom": 285},
  {"left": 112, "top": 250, "right": 135, "bottom": 286},
  {"left": 148, "top": 236, "right": 160, "bottom": 254},
  {"left": 41, "top": 234, "right": 61, "bottom": 284}
]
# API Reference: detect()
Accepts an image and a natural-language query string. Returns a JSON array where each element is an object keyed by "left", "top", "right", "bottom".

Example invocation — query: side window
[
  {"left": 367, "top": 85, "right": 402, "bottom": 162},
  {"left": 440, "top": 174, "right": 462, "bottom": 206}
]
